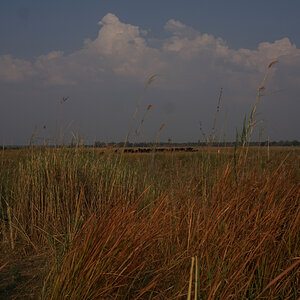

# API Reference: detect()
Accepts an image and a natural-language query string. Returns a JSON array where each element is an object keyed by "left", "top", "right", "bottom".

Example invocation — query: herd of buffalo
[{"left": 118, "top": 147, "right": 197, "bottom": 153}]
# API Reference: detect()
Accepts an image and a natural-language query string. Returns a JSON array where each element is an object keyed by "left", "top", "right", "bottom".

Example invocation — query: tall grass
[{"left": 1, "top": 146, "right": 299, "bottom": 299}]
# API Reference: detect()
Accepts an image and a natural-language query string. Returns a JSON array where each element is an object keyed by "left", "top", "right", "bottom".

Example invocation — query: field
[{"left": 0, "top": 145, "right": 299, "bottom": 299}]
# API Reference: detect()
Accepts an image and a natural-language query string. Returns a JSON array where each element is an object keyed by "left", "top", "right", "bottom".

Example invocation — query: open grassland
[{"left": 0, "top": 146, "right": 299, "bottom": 299}]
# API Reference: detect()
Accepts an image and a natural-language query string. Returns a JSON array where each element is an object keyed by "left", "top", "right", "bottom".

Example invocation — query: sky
[{"left": 0, "top": 0, "right": 300, "bottom": 145}]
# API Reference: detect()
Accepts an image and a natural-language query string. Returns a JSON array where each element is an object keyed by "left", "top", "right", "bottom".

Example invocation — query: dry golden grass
[{"left": 0, "top": 146, "right": 299, "bottom": 299}]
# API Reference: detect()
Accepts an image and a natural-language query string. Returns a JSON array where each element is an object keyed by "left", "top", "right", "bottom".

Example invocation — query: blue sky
[{"left": 0, "top": 1, "right": 299, "bottom": 144}]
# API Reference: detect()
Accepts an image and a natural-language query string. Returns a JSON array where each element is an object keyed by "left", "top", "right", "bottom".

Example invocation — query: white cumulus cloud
[
  {"left": 0, "top": 13, "right": 299, "bottom": 92},
  {"left": 0, "top": 55, "right": 36, "bottom": 82}
]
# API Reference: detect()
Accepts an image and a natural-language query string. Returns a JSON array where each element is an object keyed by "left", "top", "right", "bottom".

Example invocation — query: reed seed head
[
  {"left": 268, "top": 60, "right": 279, "bottom": 68},
  {"left": 146, "top": 74, "right": 158, "bottom": 87},
  {"left": 159, "top": 123, "right": 166, "bottom": 131}
]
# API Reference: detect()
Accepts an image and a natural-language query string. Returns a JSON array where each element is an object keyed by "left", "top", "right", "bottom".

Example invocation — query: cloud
[
  {"left": 87, "top": 13, "right": 165, "bottom": 77},
  {"left": 0, "top": 13, "right": 299, "bottom": 93},
  {"left": 0, "top": 54, "right": 36, "bottom": 82},
  {"left": 34, "top": 51, "right": 77, "bottom": 85},
  {"left": 230, "top": 37, "right": 299, "bottom": 72}
]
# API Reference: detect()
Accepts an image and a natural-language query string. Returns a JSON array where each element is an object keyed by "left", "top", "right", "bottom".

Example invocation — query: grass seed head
[
  {"left": 146, "top": 74, "right": 158, "bottom": 87},
  {"left": 159, "top": 123, "right": 166, "bottom": 131},
  {"left": 268, "top": 60, "right": 279, "bottom": 68}
]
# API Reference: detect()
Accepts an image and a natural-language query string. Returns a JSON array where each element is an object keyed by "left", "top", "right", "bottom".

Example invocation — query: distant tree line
[{"left": 1, "top": 140, "right": 299, "bottom": 150}]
